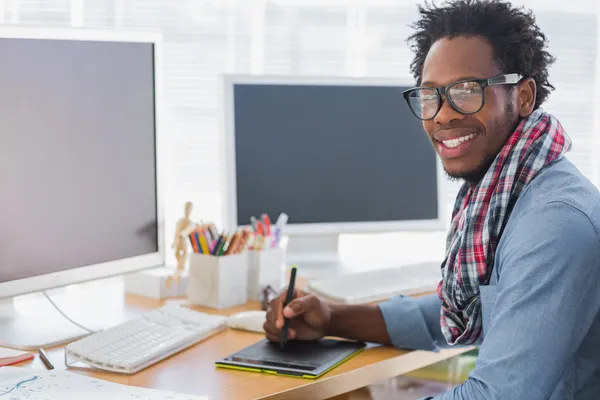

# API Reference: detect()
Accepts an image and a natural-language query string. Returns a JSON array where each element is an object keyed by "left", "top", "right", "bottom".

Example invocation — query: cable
[{"left": 41, "top": 291, "right": 97, "bottom": 334}]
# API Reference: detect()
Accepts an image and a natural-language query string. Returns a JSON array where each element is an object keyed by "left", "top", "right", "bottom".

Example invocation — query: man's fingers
[
  {"left": 283, "top": 294, "right": 319, "bottom": 318},
  {"left": 274, "top": 288, "right": 293, "bottom": 328},
  {"left": 264, "top": 324, "right": 295, "bottom": 342},
  {"left": 277, "top": 287, "right": 304, "bottom": 304},
  {"left": 263, "top": 321, "right": 279, "bottom": 337},
  {"left": 270, "top": 297, "right": 284, "bottom": 328},
  {"left": 265, "top": 307, "right": 275, "bottom": 325},
  {"left": 283, "top": 297, "right": 305, "bottom": 318},
  {"left": 275, "top": 311, "right": 284, "bottom": 329},
  {"left": 263, "top": 313, "right": 280, "bottom": 336},
  {"left": 273, "top": 288, "right": 307, "bottom": 328},
  {"left": 287, "top": 327, "right": 296, "bottom": 339},
  {"left": 265, "top": 331, "right": 279, "bottom": 343}
]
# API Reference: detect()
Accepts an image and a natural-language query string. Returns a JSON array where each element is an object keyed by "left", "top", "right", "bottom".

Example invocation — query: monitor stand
[
  {"left": 285, "top": 234, "right": 346, "bottom": 276},
  {"left": 0, "top": 297, "right": 90, "bottom": 351},
  {"left": 0, "top": 279, "right": 135, "bottom": 351},
  {"left": 286, "top": 234, "right": 339, "bottom": 261}
]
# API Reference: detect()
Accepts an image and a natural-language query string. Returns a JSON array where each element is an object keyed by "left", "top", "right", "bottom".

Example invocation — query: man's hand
[{"left": 263, "top": 288, "right": 331, "bottom": 342}]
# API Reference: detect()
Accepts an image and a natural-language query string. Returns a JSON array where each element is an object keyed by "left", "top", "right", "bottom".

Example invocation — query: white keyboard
[
  {"left": 306, "top": 262, "right": 442, "bottom": 304},
  {"left": 65, "top": 305, "right": 227, "bottom": 374}
]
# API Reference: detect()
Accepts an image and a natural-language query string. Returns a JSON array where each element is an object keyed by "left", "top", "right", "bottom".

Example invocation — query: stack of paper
[{"left": 0, "top": 367, "right": 209, "bottom": 400}]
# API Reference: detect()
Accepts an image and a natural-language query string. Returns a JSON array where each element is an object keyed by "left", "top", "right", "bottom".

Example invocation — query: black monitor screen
[{"left": 232, "top": 82, "right": 439, "bottom": 226}]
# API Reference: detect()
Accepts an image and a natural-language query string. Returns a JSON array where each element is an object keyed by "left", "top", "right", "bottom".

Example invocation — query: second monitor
[{"left": 222, "top": 76, "right": 446, "bottom": 261}]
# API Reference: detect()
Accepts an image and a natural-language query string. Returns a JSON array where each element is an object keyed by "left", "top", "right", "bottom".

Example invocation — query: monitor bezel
[
  {"left": 221, "top": 74, "right": 447, "bottom": 235},
  {"left": 0, "top": 26, "right": 165, "bottom": 298}
]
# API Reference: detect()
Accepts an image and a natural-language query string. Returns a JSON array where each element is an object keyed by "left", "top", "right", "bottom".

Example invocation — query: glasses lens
[
  {"left": 448, "top": 81, "right": 483, "bottom": 113},
  {"left": 407, "top": 88, "right": 438, "bottom": 120}
]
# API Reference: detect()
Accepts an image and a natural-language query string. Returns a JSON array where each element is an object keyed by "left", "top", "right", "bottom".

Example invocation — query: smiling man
[
  {"left": 263, "top": 1, "right": 600, "bottom": 398},
  {"left": 406, "top": 38, "right": 525, "bottom": 184}
]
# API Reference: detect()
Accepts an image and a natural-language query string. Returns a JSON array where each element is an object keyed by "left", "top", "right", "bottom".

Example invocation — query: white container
[
  {"left": 247, "top": 247, "right": 286, "bottom": 301},
  {"left": 187, "top": 252, "right": 248, "bottom": 309}
]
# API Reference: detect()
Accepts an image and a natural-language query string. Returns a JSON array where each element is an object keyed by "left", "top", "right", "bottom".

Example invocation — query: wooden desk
[{"left": 15, "top": 279, "right": 471, "bottom": 399}]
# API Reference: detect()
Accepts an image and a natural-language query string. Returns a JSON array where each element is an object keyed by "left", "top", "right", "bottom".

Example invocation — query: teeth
[{"left": 442, "top": 133, "right": 477, "bottom": 148}]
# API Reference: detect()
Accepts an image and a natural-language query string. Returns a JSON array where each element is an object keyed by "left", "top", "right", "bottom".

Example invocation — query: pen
[
  {"left": 275, "top": 213, "right": 288, "bottom": 231},
  {"left": 273, "top": 213, "right": 288, "bottom": 247},
  {"left": 223, "top": 232, "right": 236, "bottom": 255},
  {"left": 38, "top": 348, "right": 54, "bottom": 370},
  {"left": 192, "top": 231, "right": 203, "bottom": 254},
  {"left": 217, "top": 233, "right": 231, "bottom": 255},
  {"left": 239, "top": 229, "right": 251, "bottom": 252},
  {"left": 256, "top": 221, "right": 264, "bottom": 237},
  {"left": 250, "top": 216, "right": 259, "bottom": 232},
  {"left": 198, "top": 233, "right": 210, "bottom": 255},
  {"left": 261, "top": 214, "right": 271, "bottom": 235},
  {"left": 188, "top": 233, "right": 199, "bottom": 253},
  {"left": 207, "top": 223, "right": 218, "bottom": 241},
  {"left": 203, "top": 227, "right": 214, "bottom": 253},
  {"left": 225, "top": 231, "right": 242, "bottom": 255},
  {"left": 230, "top": 229, "right": 249, "bottom": 254},
  {"left": 255, "top": 234, "right": 264, "bottom": 251},
  {"left": 212, "top": 234, "right": 224, "bottom": 255},
  {"left": 280, "top": 264, "right": 297, "bottom": 350}
]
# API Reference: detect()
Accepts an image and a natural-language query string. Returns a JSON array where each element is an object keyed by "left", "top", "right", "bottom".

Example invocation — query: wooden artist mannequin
[{"left": 169, "top": 201, "right": 194, "bottom": 285}]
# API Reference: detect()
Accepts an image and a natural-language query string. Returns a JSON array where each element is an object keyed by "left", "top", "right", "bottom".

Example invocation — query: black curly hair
[{"left": 407, "top": 0, "right": 555, "bottom": 110}]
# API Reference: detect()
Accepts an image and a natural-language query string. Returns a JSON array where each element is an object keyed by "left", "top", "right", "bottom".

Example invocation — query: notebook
[
  {"left": 0, "top": 347, "right": 33, "bottom": 366},
  {"left": 0, "top": 367, "right": 210, "bottom": 399}
]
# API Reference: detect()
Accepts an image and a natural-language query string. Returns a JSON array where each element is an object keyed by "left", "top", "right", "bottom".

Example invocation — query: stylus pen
[
  {"left": 280, "top": 265, "right": 297, "bottom": 350},
  {"left": 38, "top": 348, "right": 54, "bottom": 370}
]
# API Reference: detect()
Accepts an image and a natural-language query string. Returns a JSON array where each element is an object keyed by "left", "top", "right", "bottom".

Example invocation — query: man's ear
[{"left": 517, "top": 77, "right": 536, "bottom": 117}]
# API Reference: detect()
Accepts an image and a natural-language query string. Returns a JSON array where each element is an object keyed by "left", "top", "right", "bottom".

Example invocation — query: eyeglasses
[{"left": 402, "top": 73, "right": 523, "bottom": 121}]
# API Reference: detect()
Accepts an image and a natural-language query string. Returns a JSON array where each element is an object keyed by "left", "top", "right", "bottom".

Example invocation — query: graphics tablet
[{"left": 215, "top": 338, "right": 366, "bottom": 379}]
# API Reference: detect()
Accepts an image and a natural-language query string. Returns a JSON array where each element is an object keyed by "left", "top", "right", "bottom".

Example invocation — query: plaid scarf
[{"left": 437, "top": 109, "right": 571, "bottom": 345}]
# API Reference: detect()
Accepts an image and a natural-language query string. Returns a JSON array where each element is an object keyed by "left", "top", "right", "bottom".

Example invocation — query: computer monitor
[
  {"left": 0, "top": 26, "right": 164, "bottom": 347},
  {"left": 222, "top": 75, "right": 446, "bottom": 261}
]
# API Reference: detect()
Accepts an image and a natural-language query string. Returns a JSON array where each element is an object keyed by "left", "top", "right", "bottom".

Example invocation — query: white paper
[
  {"left": 0, "top": 347, "right": 31, "bottom": 359},
  {"left": 0, "top": 367, "right": 209, "bottom": 400}
]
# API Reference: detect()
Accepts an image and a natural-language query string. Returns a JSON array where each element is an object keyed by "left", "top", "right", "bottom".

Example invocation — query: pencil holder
[
  {"left": 187, "top": 252, "right": 248, "bottom": 309},
  {"left": 247, "top": 246, "right": 286, "bottom": 302}
]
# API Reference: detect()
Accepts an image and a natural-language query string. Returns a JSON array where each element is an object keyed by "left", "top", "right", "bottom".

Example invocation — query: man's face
[{"left": 420, "top": 36, "right": 520, "bottom": 183}]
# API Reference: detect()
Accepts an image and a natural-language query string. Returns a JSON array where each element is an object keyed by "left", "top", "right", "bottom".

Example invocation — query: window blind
[{"left": 5, "top": 0, "right": 599, "bottom": 267}]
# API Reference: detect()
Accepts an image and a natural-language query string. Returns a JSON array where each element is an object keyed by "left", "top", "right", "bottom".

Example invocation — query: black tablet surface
[{"left": 215, "top": 338, "right": 366, "bottom": 378}]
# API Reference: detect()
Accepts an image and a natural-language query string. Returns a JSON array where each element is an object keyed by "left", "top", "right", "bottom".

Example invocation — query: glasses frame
[{"left": 402, "top": 73, "right": 523, "bottom": 121}]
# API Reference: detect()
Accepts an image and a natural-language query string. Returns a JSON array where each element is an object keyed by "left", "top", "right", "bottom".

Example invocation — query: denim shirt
[{"left": 378, "top": 158, "right": 600, "bottom": 399}]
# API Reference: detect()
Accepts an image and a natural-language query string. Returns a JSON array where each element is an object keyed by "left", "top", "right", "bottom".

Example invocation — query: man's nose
[{"left": 434, "top": 95, "right": 465, "bottom": 126}]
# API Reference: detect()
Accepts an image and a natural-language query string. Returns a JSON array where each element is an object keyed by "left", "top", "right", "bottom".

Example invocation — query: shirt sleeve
[
  {"left": 429, "top": 201, "right": 600, "bottom": 399},
  {"left": 377, "top": 293, "right": 449, "bottom": 351}
]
